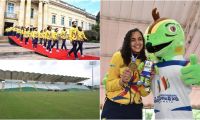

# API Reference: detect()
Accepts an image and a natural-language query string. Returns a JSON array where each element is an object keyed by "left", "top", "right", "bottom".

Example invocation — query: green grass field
[{"left": 0, "top": 91, "right": 99, "bottom": 119}]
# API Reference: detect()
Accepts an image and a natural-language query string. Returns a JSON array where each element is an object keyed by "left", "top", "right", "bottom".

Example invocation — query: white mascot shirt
[{"left": 152, "top": 56, "right": 193, "bottom": 119}]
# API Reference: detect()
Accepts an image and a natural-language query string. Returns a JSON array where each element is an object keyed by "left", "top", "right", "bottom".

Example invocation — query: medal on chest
[{"left": 129, "top": 54, "right": 138, "bottom": 71}]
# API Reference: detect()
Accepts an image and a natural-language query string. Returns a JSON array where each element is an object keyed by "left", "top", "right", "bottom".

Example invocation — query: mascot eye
[
  {"left": 147, "top": 35, "right": 149, "bottom": 41},
  {"left": 168, "top": 25, "right": 176, "bottom": 33}
]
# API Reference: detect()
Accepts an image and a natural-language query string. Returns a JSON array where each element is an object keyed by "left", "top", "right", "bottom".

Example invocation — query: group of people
[{"left": 5, "top": 21, "right": 87, "bottom": 60}]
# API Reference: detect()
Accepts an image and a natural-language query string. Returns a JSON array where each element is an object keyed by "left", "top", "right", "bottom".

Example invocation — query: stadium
[{"left": 0, "top": 69, "right": 99, "bottom": 119}]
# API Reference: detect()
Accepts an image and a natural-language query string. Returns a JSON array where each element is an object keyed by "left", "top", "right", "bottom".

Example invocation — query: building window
[
  {"left": 8, "top": 3, "right": 14, "bottom": 13},
  {"left": 69, "top": 18, "right": 72, "bottom": 27},
  {"left": 31, "top": 8, "right": 34, "bottom": 19},
  {"left": 52, "top": 15, "right": 56, "bottom": 24},
  {"left": 81, "top": 21, "right": 84, "bottom": 28},
  {"left": 61, "top": 16, "right": 65, "bottom": 26},
  {"left": 85, "top": 22, "right": 87, "bottom": 30},
  {"left": 89, "top": 23, "right": 93, "bottom": 30}
]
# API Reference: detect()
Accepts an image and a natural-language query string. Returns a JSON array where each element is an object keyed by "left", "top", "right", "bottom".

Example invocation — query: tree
[{"left": 84, "top": 11, "right": 100, "bottom": 42}]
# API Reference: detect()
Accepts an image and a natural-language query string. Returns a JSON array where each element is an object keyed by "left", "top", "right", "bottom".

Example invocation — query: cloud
[{"left": 80, "top": 63, "right": 100, "bottom": 85}]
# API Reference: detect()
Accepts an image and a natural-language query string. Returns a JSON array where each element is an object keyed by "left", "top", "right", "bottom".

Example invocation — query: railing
[{"left": 4, "top": 12, "right": 18, "bottom": 19}]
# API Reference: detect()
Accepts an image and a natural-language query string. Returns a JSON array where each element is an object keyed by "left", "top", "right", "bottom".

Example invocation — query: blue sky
[
  {"left": 63, "top": 0, "right": 100, "bottom": 16},
  {"left": 0, "top": 60, "right": 100, "bottom": 86}
]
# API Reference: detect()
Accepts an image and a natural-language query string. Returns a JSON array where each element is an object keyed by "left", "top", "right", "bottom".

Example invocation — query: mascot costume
[{"left": 145, "top": 8, "right": 200, "bottom": 119}]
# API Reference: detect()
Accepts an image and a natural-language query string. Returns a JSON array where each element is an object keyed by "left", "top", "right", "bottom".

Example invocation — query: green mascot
[{"left": 145, "top": 8, "right": 200, "bottom": 119}]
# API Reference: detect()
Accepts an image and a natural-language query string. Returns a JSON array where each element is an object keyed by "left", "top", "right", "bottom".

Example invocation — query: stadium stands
[
  {"left": 1, "top": 81, "right": 90, "bottom": 91},
  {"left": 57, "top": 82, "right": 89, "bottom": 90},
  {"left": 0, "top": 82, "right": 2, "bottom": 90},
  {"left": 0, "top": 69, "right": 91, "bottom": 92},
  {"left": 35, "top": 83, "right": 48, "bottom": 90}
]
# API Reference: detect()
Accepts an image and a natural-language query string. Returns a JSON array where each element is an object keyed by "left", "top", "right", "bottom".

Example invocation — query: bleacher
[
  {"left": 4, "top": 82, "right": 20, "bottom": 91},
  {"left": 4, "top": 82, "right": 18, "bottom": 89},
  {"left": 35, "top": 83, "right": 48, "bottom": 90},
  {"left": 21, "top": 83, "right": 37, "bottom": 91},
  {"left": 45, "top": 83, "right": 60, "bottom": 91},
  {"left": 0, "top": 81, "right": 90, "bottom": 92},
  {"left": 58, "top": 83, "right": 89, "bottom": 91},
  {"left": 0, "top": 82, "right": 2, "bottom": 90}
]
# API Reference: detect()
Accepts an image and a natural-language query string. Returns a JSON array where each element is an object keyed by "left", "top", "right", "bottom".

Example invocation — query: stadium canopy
[{"left": 0, "top": 69, "right": 88, "bottom": 83}]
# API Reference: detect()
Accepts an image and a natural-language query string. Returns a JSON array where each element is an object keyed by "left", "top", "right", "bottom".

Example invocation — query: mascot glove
[{"left": 181, "top": 54, "right": 200, "bottom": 85}]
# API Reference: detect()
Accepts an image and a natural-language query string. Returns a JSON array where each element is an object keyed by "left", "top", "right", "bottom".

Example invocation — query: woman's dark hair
[{"left": 120, "top": 28, "right": 146, "bottom": 66}]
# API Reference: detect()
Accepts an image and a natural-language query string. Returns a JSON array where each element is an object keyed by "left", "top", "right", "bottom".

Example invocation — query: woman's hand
[{"left": 119, "top": 68, "right": 132, "bottom": 86}]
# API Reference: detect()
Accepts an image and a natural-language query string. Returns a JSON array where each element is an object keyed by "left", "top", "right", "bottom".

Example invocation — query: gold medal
[{"left": 128, "top": 62, "right": 137, "bottom": 72}]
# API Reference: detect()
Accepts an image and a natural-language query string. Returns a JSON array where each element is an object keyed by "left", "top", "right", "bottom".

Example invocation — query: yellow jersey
[
  {"left": 5, "top": 28, "right": 10, "bottom": 32},
  {"left": 60, "top": 30, "right": 68, "bottom": 39},
  {"left": 17, "top": 29, "right": 21, "bottom": 34},
  {"left": 69, "top": 27, "right": 78, "bottom": 41},
  {"left": 21, "top": 30, "right": 24, "bottom": 35},
  {"left": 38, "top": 32, "right": 43, "bottom": 39},
  {"left": 42, "top": 31, "right": 46, "bottom": 39},
  {"left": 46, "top": 30, "right": 51, "bottom": 40},
  {"left": 24, "top": 31, "right": 30, "bottom": 38},
  {"left": 51, "top": 31, "right": 58, "bottom": 40},
  {"left": 105, "top": 51, "right": 150, "bottom": 105},
  {"left": 31, "top": 31, "right": 39, "bottom": 38},
  {"left": 77, "top": 31, "right": 87, "bottom": 41},
  {"left": 10, "top": 27, "right": 14, "bottom": 31},
  {"left": 13, "top": 27, "right": 17, "bottom": 32}
]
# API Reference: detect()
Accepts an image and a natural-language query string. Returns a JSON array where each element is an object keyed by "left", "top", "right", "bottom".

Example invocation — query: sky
[
  {"left": 63, "top": 0, "right": 100, "bottom": 16},
  {"left": 0, "top": 60, "right": 100, "bottom": 86}
]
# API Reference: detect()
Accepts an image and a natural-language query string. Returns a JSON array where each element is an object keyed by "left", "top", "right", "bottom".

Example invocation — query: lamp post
[{"left": 89, "top": 61, "right": 96, "bottom": 90}]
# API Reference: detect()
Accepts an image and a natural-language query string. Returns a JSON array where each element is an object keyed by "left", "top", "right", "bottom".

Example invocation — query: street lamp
[{"left": 89, "top": 61, "right": 96, "bottom": 90}]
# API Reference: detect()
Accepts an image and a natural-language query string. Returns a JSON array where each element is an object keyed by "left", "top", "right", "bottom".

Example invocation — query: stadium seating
[
  {"left": 34, "top": 83, "right": 48, "bottom": 90},
  {"left": 4, "top": 82, "right": 20, "bottom": 91},
  {"left": 0, "top": 82, "right": 2, "bottom": 90},
  {"left": 1, "top": 81, "right": 90, "bottom": 92},
  {"left": 45, "top": 83, "right": 60, "bottom": 90},
  {"left": 58, "top": 83, "right": 89, "bottom": 91}
]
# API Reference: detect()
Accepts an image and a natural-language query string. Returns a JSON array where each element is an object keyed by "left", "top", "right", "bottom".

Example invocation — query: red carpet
[{"left": 8, "top": 36, "right": 100, "bottom": 60}]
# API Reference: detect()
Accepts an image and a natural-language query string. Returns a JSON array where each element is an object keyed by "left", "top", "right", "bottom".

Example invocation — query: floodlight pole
[
  {"left": 89, "top": 61, "right": 96, "bottom": 90},
  {"left": 92, "top": 63, "right": 93, "bottom": 89}
]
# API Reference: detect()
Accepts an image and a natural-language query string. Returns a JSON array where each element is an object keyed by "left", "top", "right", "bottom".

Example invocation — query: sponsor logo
[
  {"left": 157, "top": 76, "right": 170, "bottom": 92},
  {"left": 154, "top": 94, "right": 179, "bottom": 103}
]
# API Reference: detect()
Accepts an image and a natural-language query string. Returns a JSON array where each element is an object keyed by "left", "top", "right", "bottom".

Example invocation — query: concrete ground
[{"left": 0, "top": 39, "right": 100, "bottom": 60}]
